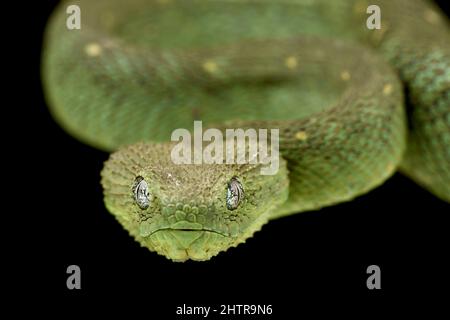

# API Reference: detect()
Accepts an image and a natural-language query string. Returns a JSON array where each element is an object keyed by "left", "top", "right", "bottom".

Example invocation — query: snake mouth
[{"left": 146, "top": 221, "right": 230, "bottom": 238}]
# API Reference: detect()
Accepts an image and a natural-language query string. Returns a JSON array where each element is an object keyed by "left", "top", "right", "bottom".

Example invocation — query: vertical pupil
[
  {"left": 134, "top": 176, "right": 150, "bottom": 209},
  {"left": 226, "top": 177, "right": 244, "bottom": 210}
]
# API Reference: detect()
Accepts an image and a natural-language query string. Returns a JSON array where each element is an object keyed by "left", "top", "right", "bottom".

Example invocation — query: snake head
[{"left": 101, "top": 142, "right": 289, "bottom": 262}]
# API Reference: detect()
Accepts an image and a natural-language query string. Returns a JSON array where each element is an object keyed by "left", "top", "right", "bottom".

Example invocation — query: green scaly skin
[{"left": 42, "top": 0, "right": 450, "bottom": 262}]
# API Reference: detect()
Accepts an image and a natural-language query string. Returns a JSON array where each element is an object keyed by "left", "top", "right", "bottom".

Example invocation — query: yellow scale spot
[
  {"left": 424, "top": 9, "right": 440, "bottom": 25},
  {"left": 85, "top": 43, "right": 102, "bottom": 57},
  {"left": 383, "top": 84, "right": 393, "bottom": 96},
  {"left": 203, "top": 60, "right": 219, "bottom": 74},
  {"left": 285, "top": 56, "right": 298, "bottom": 69},
  {"left": 340, "top": 70, "right": 351, "bottom": 81},
  {"left": 295, "top": 131, "right": 308, "bottom": 141}
]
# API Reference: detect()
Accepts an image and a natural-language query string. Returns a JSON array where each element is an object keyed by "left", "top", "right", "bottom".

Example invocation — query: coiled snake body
[{"left": 43, "top": 0, "right": 450, "bottom": 261}]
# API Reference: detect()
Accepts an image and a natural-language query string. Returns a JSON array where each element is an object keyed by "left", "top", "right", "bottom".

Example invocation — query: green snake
[{"left": 42, "top": 0, "right": 450, "bottom": 262}]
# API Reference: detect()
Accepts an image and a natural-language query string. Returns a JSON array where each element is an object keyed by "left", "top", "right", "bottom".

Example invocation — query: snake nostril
[{"left": 187, "top": 214, "right": 197, "bottom": 223}]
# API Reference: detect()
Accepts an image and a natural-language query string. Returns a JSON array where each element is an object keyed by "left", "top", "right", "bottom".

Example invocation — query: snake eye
[
  {"left": 226, "top": 177, "right": 244, "bottom": 210},
  {"left": 133, "top": 176, "right": 152, "bottom": 210}
]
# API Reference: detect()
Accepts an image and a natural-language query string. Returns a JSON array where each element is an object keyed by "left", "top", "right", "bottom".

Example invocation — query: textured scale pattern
[{"left": 42, "top": 0, "right": 450, "bottom": 261}]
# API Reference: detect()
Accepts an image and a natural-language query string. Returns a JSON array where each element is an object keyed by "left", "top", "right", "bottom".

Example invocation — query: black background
[{"left": 14, "top": 0, "right": 450, "bottom": 315}]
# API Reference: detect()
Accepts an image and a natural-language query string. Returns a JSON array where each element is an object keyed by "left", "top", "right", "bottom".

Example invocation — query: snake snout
[{"left": 146, "top": 229, "right": 231, "bottom": 262}]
